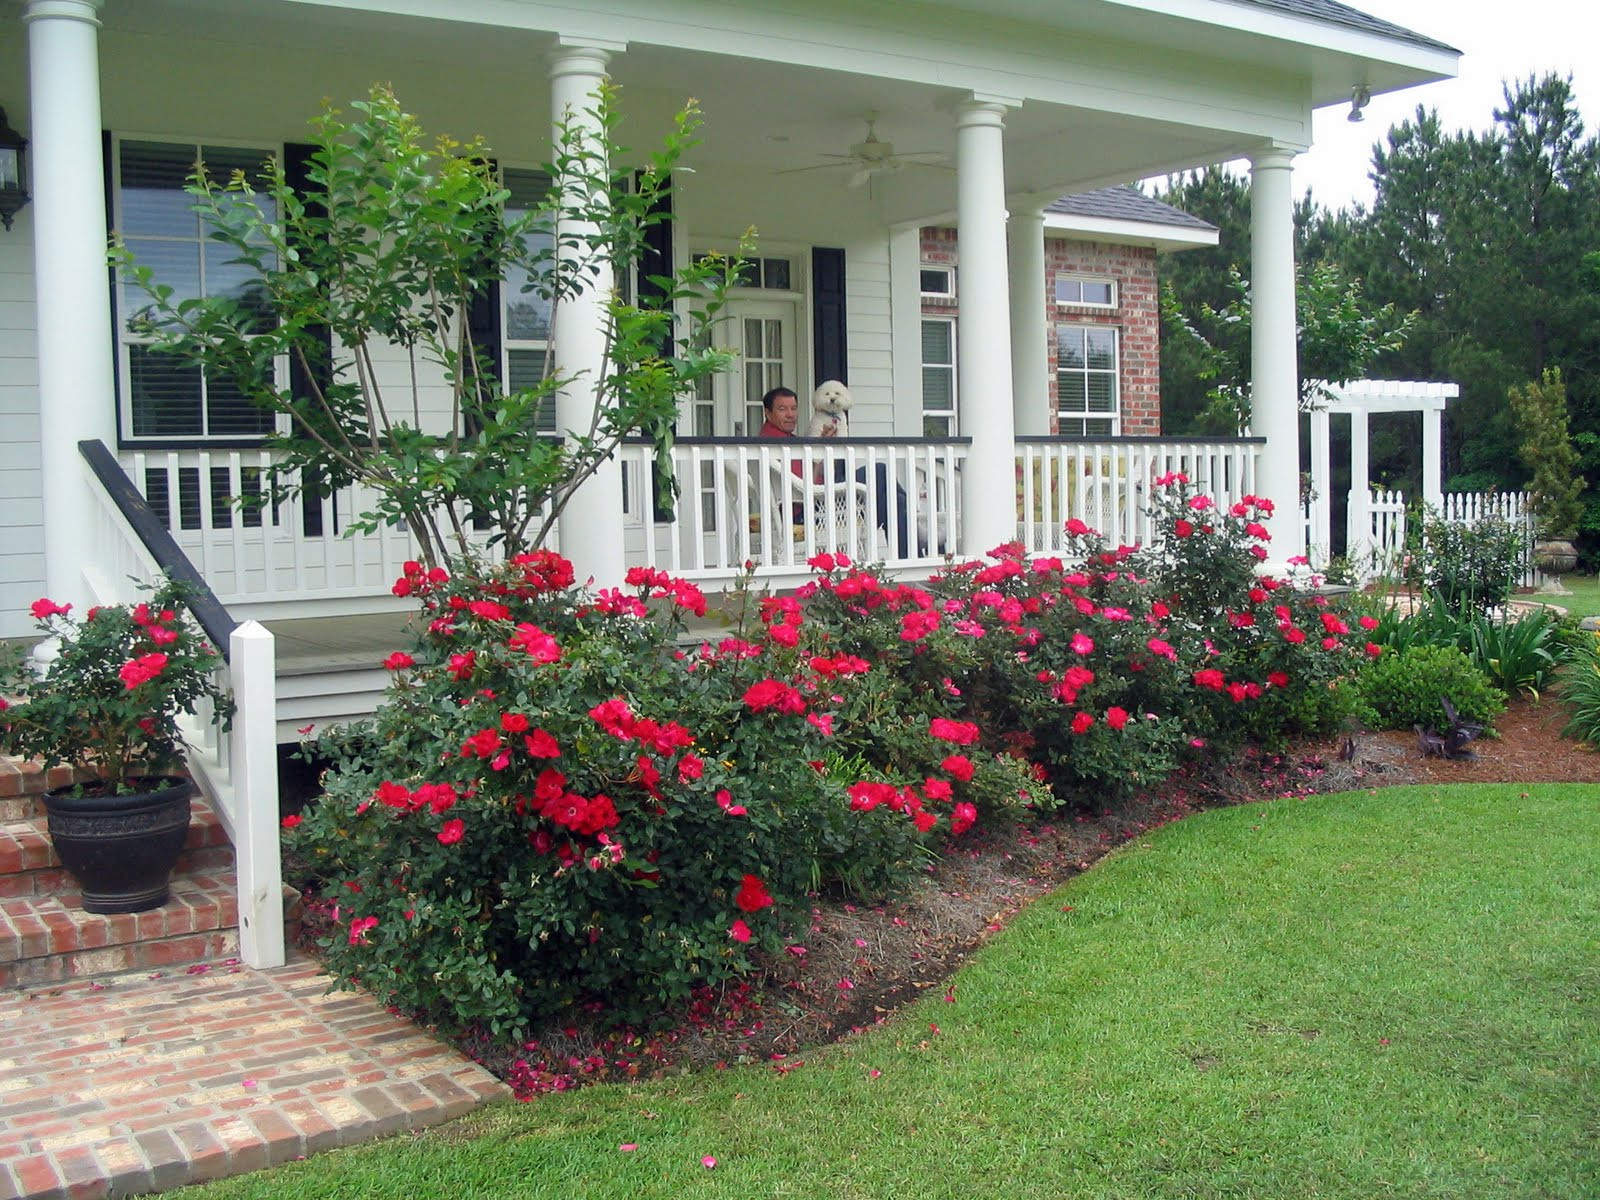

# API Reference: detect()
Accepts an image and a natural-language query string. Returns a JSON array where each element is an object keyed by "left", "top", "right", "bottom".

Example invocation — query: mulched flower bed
[{"left": 299, "top": 696, "right": 1599, "bottom": 1100}]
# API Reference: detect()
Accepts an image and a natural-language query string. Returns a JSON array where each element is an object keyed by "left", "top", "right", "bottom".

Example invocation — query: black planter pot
[{"left": 43, "top": 777, "right": 194, "bottom": 914}]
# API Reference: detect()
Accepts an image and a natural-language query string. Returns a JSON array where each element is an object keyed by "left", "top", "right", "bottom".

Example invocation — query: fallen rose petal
[
  {"left": 619, "top": 1143, "right": 638, "bottom": 1152},
  {"left": 702, "top": 1155, "right": 717, "bottom": 1169}
]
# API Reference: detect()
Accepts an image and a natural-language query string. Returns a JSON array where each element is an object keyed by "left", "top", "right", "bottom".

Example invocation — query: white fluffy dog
[{"left": 808, "top": 379, "right": 853, "bottom": 438}]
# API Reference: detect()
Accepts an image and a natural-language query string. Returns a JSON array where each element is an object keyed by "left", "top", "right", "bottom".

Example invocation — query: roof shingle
[
  {"left": 1045, "top": 186, "right": 1217, "bottom": 232},
  {"left": 1228, "top": 0, "right": 1457, "bottom": 54}
]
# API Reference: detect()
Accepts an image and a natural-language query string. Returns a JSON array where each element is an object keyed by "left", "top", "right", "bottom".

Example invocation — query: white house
[
  {"left": 2, "top": 0, "right": 1459, "bottom": 636},
  {"left": 0, "top": 0, "right": 1458, "bottom": 969}
]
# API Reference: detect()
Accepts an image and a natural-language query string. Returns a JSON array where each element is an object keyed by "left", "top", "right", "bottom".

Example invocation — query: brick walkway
[{"left": 0, "top": 955, "right": 509, "bottom": 1199}]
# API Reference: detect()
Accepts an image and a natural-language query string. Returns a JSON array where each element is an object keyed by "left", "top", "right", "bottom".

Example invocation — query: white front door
[{"left": 716, "top": 297, "right": 801, "bottom": 435}]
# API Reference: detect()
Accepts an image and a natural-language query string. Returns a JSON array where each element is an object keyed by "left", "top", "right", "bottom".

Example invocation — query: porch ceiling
[{"left": 57, "top": 0, "right": 1454, "bottom": 223}]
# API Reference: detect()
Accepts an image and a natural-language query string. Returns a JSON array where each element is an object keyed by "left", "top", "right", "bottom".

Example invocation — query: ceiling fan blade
[{"left": 776, "top": 162, "right": 853, "bottom": 176}]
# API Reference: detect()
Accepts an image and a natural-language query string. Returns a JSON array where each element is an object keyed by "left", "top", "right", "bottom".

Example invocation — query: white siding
[{"left": 0, "top": 197, "right": 43, "bottom": 639}]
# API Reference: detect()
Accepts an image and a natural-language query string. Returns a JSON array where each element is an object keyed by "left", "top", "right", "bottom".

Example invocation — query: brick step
[
  {"left": 0, "top": 868, "right": 241, "bottom": 988},
  {"left": 0, "top": 794, "right": 234, "bottom": 899}
]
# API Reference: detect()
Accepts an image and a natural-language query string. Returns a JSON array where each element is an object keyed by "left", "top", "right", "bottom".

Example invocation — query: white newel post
[
  {"left": 230, "top": 621, "right": 283, "bottom": 969},
  {"left": 954, "top": 98, "right": 1019, "bottom": 555},
  {"left": 25, "top": 0, "right": 116, "bottom": 611},
  {"left": 550, "top": 39, "right": 627, "bottom": 588},
  {"left": 1248, "top": 146, "right": 1305, "bottom": 564},
  {"left": 1008, "top": 206, "right": 1050, "bottom": 437}
]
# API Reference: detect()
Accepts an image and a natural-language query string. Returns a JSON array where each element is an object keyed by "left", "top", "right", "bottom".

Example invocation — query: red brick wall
[{"left": 918, "top": 229, "right": 1161, "bottom": 435}]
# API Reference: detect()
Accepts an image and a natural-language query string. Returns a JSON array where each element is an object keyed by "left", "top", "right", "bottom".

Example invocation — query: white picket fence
[{"left": 1342, "top": 488, "right": 1542, "bottom": 588}]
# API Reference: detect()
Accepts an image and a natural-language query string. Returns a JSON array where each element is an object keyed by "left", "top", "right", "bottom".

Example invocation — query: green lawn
[
  {"left": 180, "top": 784, "right": 1600, "bottom": 1200},
  {"left": 1549, "top": 573, "right": 1600, "bottom": 620}
]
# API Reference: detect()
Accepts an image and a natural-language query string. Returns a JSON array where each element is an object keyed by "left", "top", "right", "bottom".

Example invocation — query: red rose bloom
[{"left": 735, "top": 874, "right": 774, "bottom": 913}]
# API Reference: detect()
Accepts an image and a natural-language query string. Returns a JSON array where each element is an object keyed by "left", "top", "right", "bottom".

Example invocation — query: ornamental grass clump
[
  {"left": 0, "top": 581, "right": 229, "bottom": 794},
  {"left": 285, "top": 552, "right": 1035, "bottom": 1036}
]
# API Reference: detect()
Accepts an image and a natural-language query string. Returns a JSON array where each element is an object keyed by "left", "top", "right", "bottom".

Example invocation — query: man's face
[{"left": 768, "top": 392, "right": 799, "bottom": 433}]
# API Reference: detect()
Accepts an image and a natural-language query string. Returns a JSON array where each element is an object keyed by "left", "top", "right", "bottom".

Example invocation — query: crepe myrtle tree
[{"left": 118, "top": 83, "right": 744, "bottom": 567}]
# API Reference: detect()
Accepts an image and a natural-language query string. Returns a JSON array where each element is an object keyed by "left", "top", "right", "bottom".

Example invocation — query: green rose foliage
[
  {"left": 285, "top": 553, "right": 1033, "bottom": 1037},
  {"left": 925, "top": 476, "right": 1372, "bottom": 803}
]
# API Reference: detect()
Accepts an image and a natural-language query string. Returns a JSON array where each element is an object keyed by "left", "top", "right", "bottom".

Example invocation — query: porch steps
[{"left": 0, "top": 790, "right": 247, "bottom": 989}]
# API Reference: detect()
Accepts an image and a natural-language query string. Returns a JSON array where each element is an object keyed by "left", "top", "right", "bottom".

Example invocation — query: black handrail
[{"left": 78, "top": 440, "right": 239, "bottom": 661}]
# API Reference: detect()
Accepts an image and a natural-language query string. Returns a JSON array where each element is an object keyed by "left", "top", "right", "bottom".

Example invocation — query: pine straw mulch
[{"left": 314, "top": 697, "right": 1600, "bottom": 1100}]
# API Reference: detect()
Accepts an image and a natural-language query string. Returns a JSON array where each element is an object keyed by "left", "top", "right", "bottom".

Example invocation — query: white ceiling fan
[{"left": 778, "top": 113, "right": 950, "bottom": 188}]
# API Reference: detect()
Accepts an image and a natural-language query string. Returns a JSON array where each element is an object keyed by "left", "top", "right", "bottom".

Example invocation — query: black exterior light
[{"left": 0, "top": 108, "right": 29, "bottom": 231}]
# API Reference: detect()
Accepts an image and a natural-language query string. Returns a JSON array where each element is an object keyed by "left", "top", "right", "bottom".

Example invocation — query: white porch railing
[
  {"left": 617, "top": 438, "right": 966, "bottom": 583},
  {"left": 1015, "top": 437, "right": 1263, "bottom": 551},
  {"left": 119, "top": 436, "right": 1272, "bottom": 601},
  {"left": 83, "top": 443, "right": 284, "bottom": 969}
]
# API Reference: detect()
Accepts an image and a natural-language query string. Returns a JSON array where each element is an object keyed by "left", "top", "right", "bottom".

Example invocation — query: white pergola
[{"left": 1305, "top": 379, "right": 1459, "bottom": 564}]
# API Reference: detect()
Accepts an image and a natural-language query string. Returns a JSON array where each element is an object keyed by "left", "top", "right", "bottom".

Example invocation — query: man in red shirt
[{"left": 758, "top": 386, "right": 802, "bottom": 442}]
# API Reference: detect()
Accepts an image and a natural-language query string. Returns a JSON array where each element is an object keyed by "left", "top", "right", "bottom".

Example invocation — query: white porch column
[
  {"left": 1248, "top": 146, "right": 1304, "bottom": 563},
  {"left": 1308, "top": 406, "right": 1331, "bottom": 563},
  {"left": 26, "top": 0, "right": 116, "bottom": 610},
  {"left": 953, "top": 98, "right": 1019, "bottom": 555},
  {"left": 550, "top": 38, "right": 627, "bottom": 587},
  {"left": 1008, "top": 206, "right": 1050, "bottom": 437},
  {"left": 1422, "top": 405, "right": 1443, "bottom": 509}
]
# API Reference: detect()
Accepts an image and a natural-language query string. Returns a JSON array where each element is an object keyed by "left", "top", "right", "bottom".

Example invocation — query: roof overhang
[{"left": 1043, "top": 210, "right": 1221, "bottom": 252}]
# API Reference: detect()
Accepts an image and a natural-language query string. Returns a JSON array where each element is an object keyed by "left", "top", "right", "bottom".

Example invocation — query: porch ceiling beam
[{"left": 277, "top": 0, "right": 1331, "bottom": 145}]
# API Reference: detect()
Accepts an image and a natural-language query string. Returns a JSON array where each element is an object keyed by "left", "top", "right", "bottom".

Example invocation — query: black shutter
[
  {"left": 812, "top": 246, "right": 848, "bottom": 386},
  {"left": 638, "top": 173, "right": 677, "bottom": 521},
  {"left": 283, "top": 142, "right": 336, "bottom": 536},
  {"left": 465, "top": 156, "right": 503, "bottom": 398}
]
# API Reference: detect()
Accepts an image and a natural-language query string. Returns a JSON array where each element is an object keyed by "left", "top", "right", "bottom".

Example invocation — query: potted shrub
[{"left": 0, "top": 581, "right": 230, "bottom": 912}]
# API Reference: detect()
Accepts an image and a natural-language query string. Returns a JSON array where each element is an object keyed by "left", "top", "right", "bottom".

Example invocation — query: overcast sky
[
  {"left": 1292, "top": 0, "right": 1600, "bottom": 212},
  {"left": 1161, "top": 1, "right": 1600, "bottom": 213}
]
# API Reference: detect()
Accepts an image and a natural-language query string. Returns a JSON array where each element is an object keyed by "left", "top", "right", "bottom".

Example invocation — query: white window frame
[
  {"left": 920, "top": 316, "right": 958, "bottom": 437},
  {"left": 1056, "top": 322, "right": 1120, "bottom": 436},
  {"left": 1055, "top": 273, "right": 1117, "bottom": 309},
  {"left": 919, "top": 263, "right": 956, "bottom": 300},
  {"left": 112, "top": 133, "right": 284, "bottom": 445}
]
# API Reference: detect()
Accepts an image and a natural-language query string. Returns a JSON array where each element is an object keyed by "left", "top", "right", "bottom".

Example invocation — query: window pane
[
  {"left": 1084, "top": 417, "right": 1115, "bottom": 437},
  {"left": 1058, "top": 373, "right": 1087, "bottom": 412},
  {"left": 920, "top": 268, "right": 950, "bottom": 294},
  {"left": 922, "top": 366, "right": 954, "bottom": 412},
  {"left": 921, "top": 319, "right": 953, "bottom": 364},
  {"left": 1082, "top": 280, "right": 1113, "bottom": 305},
  {"left": 119, "top": 141, "right": 200, "bottom": 238},
  {"left": 1086, "top": 373, "right": 1116, "bottom": 412},
  {"left": 745, "top": 362, "right": 763, "bottom": 407},
  {"left": 1086, "top": 328, "right": 1116, "bottom": 370},
  {"left": 764, "top": 319, "right": 782, "bottom": 360},
  {"left": 505, "top": 284, "right": 552, "bottom": 341},
  {"left": 124, "top": 239, "right": 201, "bottom": 315},
  {"left": 923, "top": 414, "right": 953, "bottom": 437},
  {"left": 206, "top": 369, "right": 274, "bottom": 436},
  {"left": 1057, "top": 328, "right": 1086, "bottom": 369},
  {"left": 764, "top": 258, "right": 791, "bottom": 290},
  {"left": 743, "top": 319, "right": 762, "bottom": 356},
  {"left": 204, "top": 243, "right": 273, "bottom": 326},
  {"left": 504, "top": 169, "right": 552, "bottom": 209},
  {"left": 129, "top": 346, "right": 203, "bottom": 437},
  {"left": 509, "top": 350, "right": 556, "bottom": 433},
  {"left": 1055, "top": 277, "right": 1081, "bottom": 304}
]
